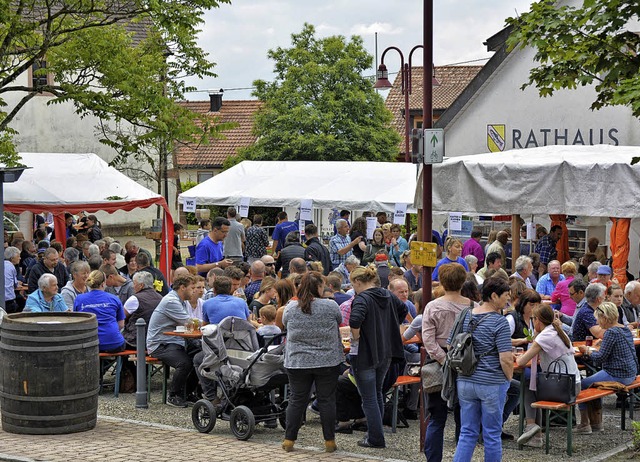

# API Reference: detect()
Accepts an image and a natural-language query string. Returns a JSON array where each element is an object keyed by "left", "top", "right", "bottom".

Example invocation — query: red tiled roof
[
  {"left": 385, "top": 65, "right": 482, "bottom": 137},
  {"left": 175, "top": 100, "right": 262, "bottom": 168}
]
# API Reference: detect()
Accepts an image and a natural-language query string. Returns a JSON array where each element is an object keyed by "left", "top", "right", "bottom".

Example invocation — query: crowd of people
[{"left": 4, "top": 210, "right": 640, "bottom": 460}]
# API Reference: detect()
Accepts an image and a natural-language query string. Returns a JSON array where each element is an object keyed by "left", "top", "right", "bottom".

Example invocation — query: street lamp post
[{"left": 375, "top": 45, "right": 423, "bottom": 163}]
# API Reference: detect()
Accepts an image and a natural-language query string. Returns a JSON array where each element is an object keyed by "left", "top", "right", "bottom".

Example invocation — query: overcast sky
[{"left": 185, "top": 0, "right": 533, "bottom": 100}]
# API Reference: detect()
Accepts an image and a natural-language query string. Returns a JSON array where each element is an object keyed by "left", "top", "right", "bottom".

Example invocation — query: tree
[
  {"left": 0, "top": 0, "right": 234, "bottom": 167},
  {"left": 506, "top": 1, "right": 640, "bottom": 118},
  {"left": 227, "top": 23, "right": 401, "bottom": 167}
]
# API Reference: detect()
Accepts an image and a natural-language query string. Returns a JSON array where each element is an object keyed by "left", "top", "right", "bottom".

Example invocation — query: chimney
[{"left": 209, "top": 89, "right": 223, "bottom": 112}]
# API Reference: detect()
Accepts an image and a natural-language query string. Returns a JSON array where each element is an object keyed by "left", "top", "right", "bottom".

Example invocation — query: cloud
[{"left": 350, "top": 22, "right": 403, "bottom": 36}]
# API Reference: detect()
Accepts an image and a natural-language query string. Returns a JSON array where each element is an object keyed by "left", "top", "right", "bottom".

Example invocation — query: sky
[{"left": 185, "top": 0, "right": 534, "bottom": 101}]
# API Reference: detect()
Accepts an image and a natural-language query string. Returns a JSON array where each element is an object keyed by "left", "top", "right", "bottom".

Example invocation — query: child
[{"left": 256, "top": 304, "right": 281, "bottom": 337}]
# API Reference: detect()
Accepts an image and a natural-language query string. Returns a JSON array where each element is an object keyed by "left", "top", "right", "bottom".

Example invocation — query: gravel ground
[{"left": 97, "top": 374, "right": 636, "bottom": 461}]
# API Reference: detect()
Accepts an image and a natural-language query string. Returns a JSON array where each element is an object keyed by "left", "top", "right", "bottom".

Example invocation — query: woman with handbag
[
  {"left": 576, "top": 301, "right": 638, "bottom": 434},
  {"left": 421, "top": 263, "right": 470, "bottom": 462},
  {"left": 452, "top": 277, "right": 513, "bottom": 462},
  {"left": 515, "top": 303, "right": 581, "bottom": 447}
]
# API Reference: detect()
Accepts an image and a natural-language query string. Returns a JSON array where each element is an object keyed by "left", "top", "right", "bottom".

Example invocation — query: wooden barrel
[{"left": 0, "top": 312, "right": 100, "bottom": 434}]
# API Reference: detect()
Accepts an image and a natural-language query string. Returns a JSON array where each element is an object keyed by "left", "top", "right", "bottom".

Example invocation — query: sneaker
[
  {"left": 308, "top": 402, "right": 320, "bottom": 416},
  {"left": 524, "top": 435, "right": 543, "bottom": 448},
  {"left": 167, "top": 394, "right": 188, "bottom": 408},
  {"left": 574, "top": 423, "right": 592, "bottom": 434},
  {"left": 501, "top": 431, "right": 515, "bottom": 441},
  {"left": 263, "top": 419, "right": 277, "bottom": 429},
  {"left": 517, "top": 423, "right": 541, "bottom": 445},
  {"left": 185, "top": 394, "right": 199, "bottom": 406}
]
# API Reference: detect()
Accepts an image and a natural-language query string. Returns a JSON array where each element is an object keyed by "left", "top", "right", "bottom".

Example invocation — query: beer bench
[
  {"left": 619, "top": 375, "right": 640, "bottom": 430},
  {"left": 99, "top": 350, "right": 137, "bottom": 397},
  {"left": 531, "top": 388, "right": 615, "bottom": 455},
  {"left": 389, "top": 375, "right": 421, "bottom": 433}
]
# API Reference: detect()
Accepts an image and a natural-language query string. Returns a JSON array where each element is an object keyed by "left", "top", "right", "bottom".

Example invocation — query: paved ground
[{"left": 0, "top": 416, "right": 392, "bottom": 462}]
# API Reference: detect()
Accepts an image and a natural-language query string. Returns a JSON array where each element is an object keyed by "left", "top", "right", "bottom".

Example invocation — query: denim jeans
[
  {"left": 423, "top": 391, "right": 460, "bottom": 462},
  {"left": 353, "top": 357, "right": 391, "bottom": 447},
  {"left": 453, "top": 380, "right": 509, "bottom": 462},
  {"left": 578, "top": 370, "right": 636, "bottom": 410},
  {"left": 285, "top": 366, "right": 340, "bottom": 442}
]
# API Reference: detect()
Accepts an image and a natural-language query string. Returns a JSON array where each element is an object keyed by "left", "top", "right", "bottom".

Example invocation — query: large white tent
[
  {"left": 178, "top": 160, "right": 419, "bottom": 212},
  {"left": 4, "top": 153, "right": 174, "bottom": 277},
  {"left": 416, "top": 144, "right": 640, "bottom": 217},
  {"left": 415, "top": 144, "right": 640, "bottom": 283}
]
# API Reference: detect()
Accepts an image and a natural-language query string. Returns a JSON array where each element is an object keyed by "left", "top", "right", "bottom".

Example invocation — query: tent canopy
[
  {"left": 179, "top": 160, "right": 419, "bottom": 212},
  {"left": 416, "top": 145, "right": 640, "bottom": 218},
  {"left": 5, "top": 153, "right": 164, "bottom": 213},
  {"left": 3, "top": 153, "right": 173, "bottom": 278}
]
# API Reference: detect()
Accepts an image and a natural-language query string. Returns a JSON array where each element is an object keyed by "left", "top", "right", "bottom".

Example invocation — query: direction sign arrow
[{"left": 430, "top": 134, "right": 438, "bottom": 147}]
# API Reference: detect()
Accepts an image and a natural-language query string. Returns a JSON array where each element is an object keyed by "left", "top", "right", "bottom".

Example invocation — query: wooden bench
[
  {"left": 618, "top": 375, "right": 640, "bottom": 430},
  {"left": 389, "top": 375, "right": 421, "bottom": 433},
  {"left": 99, "top": 350, "right": 137, "bottom": 397},
  {"left": 531, "top": 387, "right": 615, "bottom": 455},
  {"left": 127, "top": 355, "right": 169, "bottom": 404}
]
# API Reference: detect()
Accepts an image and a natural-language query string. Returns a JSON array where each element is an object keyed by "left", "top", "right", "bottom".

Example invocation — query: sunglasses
[{"left": 264, "top": 263, "right": 275, "bottom": 267}]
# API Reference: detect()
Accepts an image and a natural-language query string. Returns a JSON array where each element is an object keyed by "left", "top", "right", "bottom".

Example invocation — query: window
[
  {"left": 30, "top": 60, "right": 52, "bottom": 89},
  {"left": 197, "top": 171, "right": 214, "bottom": 183}
]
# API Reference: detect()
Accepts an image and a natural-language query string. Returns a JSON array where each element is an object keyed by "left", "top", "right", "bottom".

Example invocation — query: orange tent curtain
[
  {"left": 609, "top": 217, "right": 630, "bottom": 287},
  {"left": 549, "top": 214, "right": 570, "bottom": 263}
]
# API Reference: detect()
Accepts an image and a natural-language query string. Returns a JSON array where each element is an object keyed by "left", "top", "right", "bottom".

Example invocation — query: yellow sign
[{"left": 410, "top": 241, "right": 438, "bottom": 267}]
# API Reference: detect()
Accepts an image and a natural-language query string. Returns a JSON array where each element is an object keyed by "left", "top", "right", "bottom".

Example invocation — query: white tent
[
  {"left": 416, "top": 145, "right": 640, "bottom": 217},
  {"left": 179, "top": 160, "right": 419, "bottom": 212},
  {"left": 4, "top": 153, "right": 174, "bottom": 277},
  {"left": 7, "top": 153, "right": 163, "bottom": 208}
]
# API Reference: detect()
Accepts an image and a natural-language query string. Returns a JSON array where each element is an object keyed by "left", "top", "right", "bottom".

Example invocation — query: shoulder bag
[{"left": 536, "top": 358, "right": 577, "bottom": 404}]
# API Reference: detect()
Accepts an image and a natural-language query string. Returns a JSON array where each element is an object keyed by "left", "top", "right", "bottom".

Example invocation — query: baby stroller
[{"left": 192, "top": 316, "right": 288, "bottom": 440}]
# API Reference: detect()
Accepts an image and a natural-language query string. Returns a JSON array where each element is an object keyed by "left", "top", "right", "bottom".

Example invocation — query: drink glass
[
  {"left": 585, "top": 336, "right": 593, "bottom": 347},
  {"left": 185, "top": 319, "right": 195, "bottom": 333}
]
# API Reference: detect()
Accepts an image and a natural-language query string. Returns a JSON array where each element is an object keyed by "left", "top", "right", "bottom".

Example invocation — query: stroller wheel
[
  {"left": 192, "top": 399, "right": 217, "bottom": 433},
  {"left": 230, "top": 405, "right": 255, "bottom": 440}
]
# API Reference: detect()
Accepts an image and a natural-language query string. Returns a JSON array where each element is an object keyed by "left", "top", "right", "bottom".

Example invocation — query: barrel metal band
[
  {"left": 0, "top": 331, "right": 97, "bottom": 343},
  {"left": 0, "top": 387, "right": 100, "bottom": 401},
  {"left": 1, "top": 408, "right": 97, "bottom": 421},
  {"left": 0, "top": 339, "right": 99, "bottom": 352}
]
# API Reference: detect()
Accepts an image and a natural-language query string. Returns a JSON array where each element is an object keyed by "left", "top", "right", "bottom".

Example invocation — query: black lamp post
[
  {"left": 374, "top": 49, "right": 439, "bottom": 163},
  {"left": 0, "top": 167, "right": 26, "bottom": 311}
]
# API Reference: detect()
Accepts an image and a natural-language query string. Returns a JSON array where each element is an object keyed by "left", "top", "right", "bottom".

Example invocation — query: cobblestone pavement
[{"left": 0, "top": 416, "right": 398, "bottom": 462}]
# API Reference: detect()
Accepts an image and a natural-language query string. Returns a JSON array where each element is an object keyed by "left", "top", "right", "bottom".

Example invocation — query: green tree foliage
[
  {"left": 229, "top": 23, "right": 401, "bottom": 166},
  {"left": 507, "top": 1, "right": 640, "bottom": 117},
  {"left": 0, "top": 0, "right": 234, "bottom": 166}
]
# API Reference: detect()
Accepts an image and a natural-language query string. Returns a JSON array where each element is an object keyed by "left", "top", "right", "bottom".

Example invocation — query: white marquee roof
[
  {"left": 416, "top": 144, "right": 640, "bottom": 217},
  {"left": 179, "top": 160, "right": 419, "bottom": 212}
]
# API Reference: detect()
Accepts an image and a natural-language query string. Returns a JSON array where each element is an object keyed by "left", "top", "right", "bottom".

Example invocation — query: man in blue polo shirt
[
  {"left": 195, "top": 217, "right": 234, "bottom": 277},
  {"left": 271, "top": 211, "right": 298, "bottom": 258},
  {"left": 202, "top": 276, "right": 251, "bottom": 325}
]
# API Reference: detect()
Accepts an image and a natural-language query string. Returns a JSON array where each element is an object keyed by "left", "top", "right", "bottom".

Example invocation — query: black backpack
[{"left": 446, "top": 309, "right": 497, "bottom": 377}]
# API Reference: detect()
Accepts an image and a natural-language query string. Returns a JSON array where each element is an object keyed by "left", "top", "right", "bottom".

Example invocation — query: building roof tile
[
  {"left": 175, "top": 100, "right": 262, "bottom": 169},
  {"left": 385, "top": 65, "right": 482, "bottom": 137}
]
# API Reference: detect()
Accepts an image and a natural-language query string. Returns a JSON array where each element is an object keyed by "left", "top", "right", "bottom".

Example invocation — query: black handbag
[{"left": 536, "top": 358, "right": 577, "bottom": 404}]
